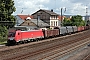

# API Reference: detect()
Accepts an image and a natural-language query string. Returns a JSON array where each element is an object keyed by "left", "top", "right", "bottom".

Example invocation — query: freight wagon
[{"left": 43, "top": 29, "right": 59, "bottom": 38}]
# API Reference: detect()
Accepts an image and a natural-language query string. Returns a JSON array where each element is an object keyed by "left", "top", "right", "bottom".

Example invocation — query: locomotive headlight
[{"left": 9, "top": 37, "right": 14, "bottom": 40}]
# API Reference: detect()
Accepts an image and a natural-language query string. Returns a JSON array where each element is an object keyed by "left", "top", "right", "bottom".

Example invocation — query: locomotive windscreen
[{"left": 8, "top": 32, "right": 15, "bottom": 37}]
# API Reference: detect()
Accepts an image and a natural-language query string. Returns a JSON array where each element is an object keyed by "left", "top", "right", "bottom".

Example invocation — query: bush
[
  {"left": 0, "top": 38, "right": 7, "bottom": 42},
  {"left": 0, "top": 26, "right": 8, "bottom": 43}
]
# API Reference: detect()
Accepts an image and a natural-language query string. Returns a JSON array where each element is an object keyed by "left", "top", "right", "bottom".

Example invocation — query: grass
[
  {"left": 0, "top": 41, "right": 7, "bottom": 45},
  {"left": 0, "top": 38, "right": 7, "bottom": 45}
]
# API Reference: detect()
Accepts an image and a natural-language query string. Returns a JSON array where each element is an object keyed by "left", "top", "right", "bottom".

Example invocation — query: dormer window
[{"left": 26, "top": 17, "right": 31, "bottom": 20}]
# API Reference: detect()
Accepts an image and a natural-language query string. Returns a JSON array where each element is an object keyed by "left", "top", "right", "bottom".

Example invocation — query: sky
[{"left": 13, "top": 0, "right": 90, "bottom": 16}]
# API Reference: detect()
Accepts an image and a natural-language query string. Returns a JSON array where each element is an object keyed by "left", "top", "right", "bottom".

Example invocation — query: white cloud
[
  {"left": 13, "top": 0, "right": 90, "bottom": 16},
  {"left": 70, "top": 0, "right": 90, "bottom": 4},
  {"left": 62, "top": 0, "right": 69, "bottom": 2},
  {"left": 69, "top": 3, "right": 88, "bottom": 15},
  {"left": 13, "top": 0, "right": 50, "bottom": 15}
]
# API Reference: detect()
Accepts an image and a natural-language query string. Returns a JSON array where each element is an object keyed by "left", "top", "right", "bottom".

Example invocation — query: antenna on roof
[{"left": 21, "top": 8, "right": 23, "bottom": 14}]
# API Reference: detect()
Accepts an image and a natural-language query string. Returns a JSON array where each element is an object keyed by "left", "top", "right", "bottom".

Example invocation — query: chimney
[{"left": 51, "top": 9, "right": 53, "bottom": 12}]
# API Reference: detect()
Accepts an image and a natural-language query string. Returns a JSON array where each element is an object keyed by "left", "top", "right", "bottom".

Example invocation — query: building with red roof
[
  {"left": 15, "top": 9, "right": 66, "bottom": 28},
  {"left": 15, "top": 14, "right": 49, "bottom": 28}
]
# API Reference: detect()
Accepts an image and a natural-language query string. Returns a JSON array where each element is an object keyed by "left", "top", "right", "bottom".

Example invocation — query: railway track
[
  {"left": 0, "top": 44, "right": 11, "bottom": 51},
  {"left": 0, "top": 45, "right": 7, "bottom": 49},
  {"left": 0, "top": 30, "right": 90, "bottom": 60},
  {"left": 66, "top": 44, "right": 90, "bottom": 60},
  {"left": 28, "top": 34, "right": 90, "bottom": 60},
  {"left": 83, "top": 54, "right": 90, "bottom": 60}
]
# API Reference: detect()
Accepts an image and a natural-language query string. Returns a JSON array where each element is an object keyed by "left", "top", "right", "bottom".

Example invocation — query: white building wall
[
  {"left": 50, "top": 20, "right": 58, "bottom": 26},
  {"left": 50, "top": 15, "right": 62, "bottom": 27}
]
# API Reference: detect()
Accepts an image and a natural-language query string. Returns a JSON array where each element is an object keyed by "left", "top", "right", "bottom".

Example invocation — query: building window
[
  {"left": 28, "top": 23, "right": 29, "bottom": 25},
  {"left": 54, "top": 21, "right": 55, "bottom": 26},
  {"left": 51, "top": 21, "right": 53, "bottom": 26},
  {"left": 56, "top": 21, "right": 57, "bottom": 26},
  {"left": 55, "top": 16, "right": 56, "bottom": 19}
]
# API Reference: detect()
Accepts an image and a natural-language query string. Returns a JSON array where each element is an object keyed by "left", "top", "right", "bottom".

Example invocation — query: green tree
[
  {"left": 62, "top": 15, "right": 85, "bottom": 26},
  {"left": 0, "top": 26, "right": 7, "bottom": 38},
  {"left": 70, "top": 15, "right": 85, "bottom": 26},
  {"left": 0, "top": 0, "right": 16, "bottom": 28},
  {"left": 0, "top": 26, "right": 8, "bottom": 42},
  {"left": 63, "top": 17, "right": 72, "bottom": 26},
  {"left": 0, "top": 0, "right": 16, "bottom": 42}
]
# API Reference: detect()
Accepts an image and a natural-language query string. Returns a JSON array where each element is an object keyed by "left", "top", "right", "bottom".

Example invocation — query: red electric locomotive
[{"left": 7, "top": 28, "right": 44, "bottom": 45}]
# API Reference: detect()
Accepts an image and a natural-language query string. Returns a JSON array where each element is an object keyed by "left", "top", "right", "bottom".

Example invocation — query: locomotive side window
[{"left": 18, "top": 33, "right": 20, "bottom": 35}]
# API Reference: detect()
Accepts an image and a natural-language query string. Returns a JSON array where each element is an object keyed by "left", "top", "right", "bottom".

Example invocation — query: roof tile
[{"left": 18, "top": 15, "right": 33, "bottom": 20}]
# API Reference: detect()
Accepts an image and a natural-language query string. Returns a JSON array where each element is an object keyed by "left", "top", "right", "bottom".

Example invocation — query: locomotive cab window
[{"left": 8, "top": 32, "right": 15, "bottom": 37}]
